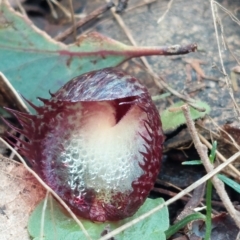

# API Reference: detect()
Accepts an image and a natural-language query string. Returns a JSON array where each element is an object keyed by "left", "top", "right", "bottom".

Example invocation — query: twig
[
  {"left": 46, "top": 0, "right": 58, "bottom": 19},
  {"left": 106, "top": 2, "right": 196, "bottom": 66},
  {"left": 126, "top": 0, "right": 157, "bottom": 12},
  {"left": 210, "top": 0, "right": 240, "bottom": 120},
  {"left": 153, "top": 186, "right": 225, "bottom": 210},
  {"left": 157, "top": 0, "right": 174, "bottom": 23},
  {"left": 153, "top": 187, "right": 192, "bottom": 202},
  {"left": 213, "top": 1, "right": 240, "bottom": 26},
  {"left": 0, "top": 137, "right": 92, "bottom": 240},
  {"left": 98, "top": 150, "right": 240, "bottom": 240},
  {"left": 107, "top": 0, "right": 148, "bottom": 66},
  {"left": 57, "top": 44, "right": 196, "bottom": 59},
  {"left": 152, "top": 75, "right": 206, "bottom": 112},
  {"left": 182, "top": 104, "right": 240, "bottom": 228},
  {"left": 156, "top": 179, "right": 192, "bottom": 197},
  {"left": 131, "top": 59, "right": 204, "bottom": 112},
  {"left": 15, "top": 0, "right": 27, "bottom": 17},
  {"left": 50, "top": 0, "right": 72, "bottom": 19},
  {"left": 55, "top": 2, "right": 114, "bottom": 41},
  {"left": 68, "top": 0, "right": 76, "bottom": 42}
]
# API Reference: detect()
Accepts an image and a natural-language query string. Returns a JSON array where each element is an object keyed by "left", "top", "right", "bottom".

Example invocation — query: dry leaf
[{"left": 0, "top": 155, "right": 46, "bottom": 240}]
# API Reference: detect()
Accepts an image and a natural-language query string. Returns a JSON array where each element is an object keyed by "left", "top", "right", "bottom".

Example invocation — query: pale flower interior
[{"left": 52, "top": 101, "right": 149, "bottom": 202}]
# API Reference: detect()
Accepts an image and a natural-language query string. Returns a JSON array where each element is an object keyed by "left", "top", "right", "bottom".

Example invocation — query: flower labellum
[{"left": 5, "top": 68, "right": 164, "bottom": 222}]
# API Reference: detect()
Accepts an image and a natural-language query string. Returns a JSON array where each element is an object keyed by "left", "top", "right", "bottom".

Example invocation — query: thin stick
[
  {"left": 98, "top": 150, "right": 240, "bottom": 240},
  {"left": 126, "top": 0, "right": 157, "bottom": 12},
  {"left": 157, "top": 0, "right": 174, "bottom": 23},
  {"left": 152, "top": 74, "right": 206, "bottom": 112},
  {"left": 132, "top": 59, "right": 204, "bottom": 112},
  {"left": 106, "top": 0, "right": 157, "bottom": 74},
  {"left": 15, "top": 0, "right": 27, "bottom": 16},
  {"left": 46, "top": 0, "right": 58, "bottom": 19},
  {"left": 182, "top": 104, "right": 240, "bottom": 228},
  {"left": 68, "top": 0, "right": 76, "bottom": 42},
  {"left": 50, "top": 0, "right": 71, "bottom": 19},
  {"left": 210, "top": 0, "right": 240, "bottom": 120},
  {"left": 0, "top": 137, "right": 92, "bottom": 240},
  {"left": 213, "top": 1, "right": 240, "bottom": 26},
  {"left": 55, "top": 2, "right": 114, "bottom": 41}
]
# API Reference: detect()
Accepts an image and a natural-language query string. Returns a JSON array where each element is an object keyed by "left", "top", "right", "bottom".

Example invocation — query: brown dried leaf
[{"left": 0, "top": 155, "right": 46, "bottom": 240}]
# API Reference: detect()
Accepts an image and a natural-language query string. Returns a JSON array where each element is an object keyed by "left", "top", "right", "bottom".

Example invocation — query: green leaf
[
  {"left": 218, "top": 174, "right": 240, "bottom": 193},
  {"left": 0, "top": 2, "right": 127, "bottom": 108},
  {"left": 182, "top": 160, "right": 202, "bottom": 165},
  {"left": 161, "top": 101, "right": 211, "bottom": 132},
  {"left": 0, "top": 2, "right": 177, "bottom": 112},
  {"left": 165, "top": 213, "right": 206, "bottom": 239},
  {"left": 209, "top": 141, "right": 217, "bottom": 163},
  {"left": 28, "top": 196, "right": 169, "bottom": 240}
]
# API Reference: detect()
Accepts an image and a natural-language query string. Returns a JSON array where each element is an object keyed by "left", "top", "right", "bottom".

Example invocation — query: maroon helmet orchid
[{"left": 4, "top": 68, "right": 164, "bottom": 222}]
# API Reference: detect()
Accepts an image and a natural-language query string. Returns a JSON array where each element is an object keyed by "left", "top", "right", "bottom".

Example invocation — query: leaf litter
[{"left": 0, "top": 156, "right": 45, "bottom": 240}]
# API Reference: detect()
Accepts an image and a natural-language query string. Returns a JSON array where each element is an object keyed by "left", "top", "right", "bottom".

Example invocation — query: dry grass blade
[
  {"left": 15, "top": 0, "right": 27, "bottom": 16},
  {"left": 106, "top": 0, "right": 156, "bottom": 75},
  {"left": 68, "top": 0, "right": 76, "bottom": 41},
  {"left": 46, "top": 0, "right": 58, "bottom": 19},
  {"left": 55, "top": 2, "right": 114, "bottom": 41},
  {"left": 126, "top": 0, "right": 157, "bottom": 12},
  {"left": 50, "top": 0, "right": 72, "bottom": 19},
  {"left": 210, "top": 0, "right": 240, "bottom": 120},
  {"left": 157, "top": 0, "right": 174, "bottom": 23},
  {"left": 213, "top": 0, "right": 240, "bottom": 26}
]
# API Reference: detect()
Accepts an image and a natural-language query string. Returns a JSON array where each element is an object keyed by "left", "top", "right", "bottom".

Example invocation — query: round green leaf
[
  {"left": 161, "top": 100, "right": 211, "bottom": 132},
  {"left": 28, "top": 196, "right": 169, "bottom": 240}
]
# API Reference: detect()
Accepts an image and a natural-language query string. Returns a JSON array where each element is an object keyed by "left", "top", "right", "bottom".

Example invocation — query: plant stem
[
  {"left": 205, "top": 180, "right": 213, "bottom": 240},
  {"left": 205, "top": 141, "right": 217, "bottom": 239}
]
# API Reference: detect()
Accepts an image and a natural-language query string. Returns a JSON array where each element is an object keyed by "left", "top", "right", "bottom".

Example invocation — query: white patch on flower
[
  {"left": 44, "top": 101, "right": 149, "bottom": 203},
  {"left": 43, "top": 101, "right": 149, "bottom": 202}
]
